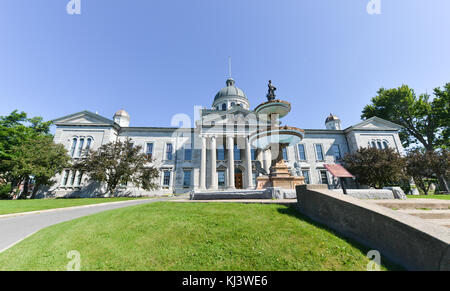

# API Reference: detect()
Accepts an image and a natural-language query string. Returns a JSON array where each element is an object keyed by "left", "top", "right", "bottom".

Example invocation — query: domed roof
[
  {"left": 325, "top": 113, "right": 340, "bottom": 124},
  {"left": 114, "top": 109, "right": 130, "bottom": 119},
  {"left": 214, "top": 78, "right": 247, "bottom": 102}
]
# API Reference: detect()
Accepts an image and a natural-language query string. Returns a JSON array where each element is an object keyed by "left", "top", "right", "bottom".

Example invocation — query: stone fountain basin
[
  {"left": 249, "top": 126, "right": 304, "bottom": 149},
  {"left": 254, "top": 100, "right": 291, "bottom": 118}
]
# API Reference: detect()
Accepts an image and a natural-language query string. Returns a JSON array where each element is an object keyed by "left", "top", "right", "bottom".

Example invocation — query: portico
[{"left": 199, "top": 135, "right": 256, "bottom": 190}]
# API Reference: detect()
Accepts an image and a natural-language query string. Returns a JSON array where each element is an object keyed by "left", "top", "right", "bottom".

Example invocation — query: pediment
[
  {"left": 346, "top": 117, "right": 402, "bottom": 131},
  {"left": 52, "top": 111, "right": 115, "bottom": 126}
]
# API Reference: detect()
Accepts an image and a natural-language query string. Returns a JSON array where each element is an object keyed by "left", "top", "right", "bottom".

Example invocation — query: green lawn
[
  {"left": 407, "top": 195, "right": 450, "bottom": 200},
  {"left": 0, "top": 197, "right": 139, "bottom": 215},
  {"left": 0, "top": 202, "right": 394, "bottom": 271}
]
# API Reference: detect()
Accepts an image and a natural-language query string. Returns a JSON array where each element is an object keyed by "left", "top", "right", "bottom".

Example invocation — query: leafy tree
[
  {"left": 342, "top": 147, "right": 406, "bottom": 189},
  {"left": 73, "top": 138, "right": 159, "bottom": 195},
  {"left": 8, "top": 135, "right": 71, "bottom": 199},
  {"left": 361, "top": 83, "right": 450, "bottom": 191}
]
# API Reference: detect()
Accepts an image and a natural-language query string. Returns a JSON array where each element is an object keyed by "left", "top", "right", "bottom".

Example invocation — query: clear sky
[{"left": 1, "top": 0, "right": 449, "bottom": 130}]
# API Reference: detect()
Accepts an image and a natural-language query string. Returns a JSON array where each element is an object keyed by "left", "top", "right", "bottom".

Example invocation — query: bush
[{"left": 0, "top": 184, "right": 12, "bottom": 200}]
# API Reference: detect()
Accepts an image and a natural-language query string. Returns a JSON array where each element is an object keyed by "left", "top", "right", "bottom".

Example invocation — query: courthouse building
[{"left": 48, "top": 78, "right": 404, "bottom": 197}]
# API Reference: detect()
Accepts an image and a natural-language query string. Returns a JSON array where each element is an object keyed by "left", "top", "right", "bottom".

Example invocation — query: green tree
[
  {"left": 8, "top": 135, "right": 71, "bottom": 199},
  {"left": 73, "top": 138, "right": 159, "bottom": 195},
  {"left": 342, "top": 147, "right": 406, "bottom": 189},
  {"left": 361, "top": 83, "right": 450, "bottom": 192}
]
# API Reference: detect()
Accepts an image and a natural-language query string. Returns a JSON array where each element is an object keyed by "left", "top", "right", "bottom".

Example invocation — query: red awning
[{"left": 324, "top": 164, "right": 354, "bottom": 178}]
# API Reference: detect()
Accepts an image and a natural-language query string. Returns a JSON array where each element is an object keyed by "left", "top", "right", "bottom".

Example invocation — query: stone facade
[{"left": 44, "top": 78, "right": 405, "bottom": 198}]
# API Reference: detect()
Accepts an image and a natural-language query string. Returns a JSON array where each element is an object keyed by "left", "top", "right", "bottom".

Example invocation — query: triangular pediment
[
  {"left": 52, "top": 111, "right": 115, "bottom": 126},
  {"left": 345, "top": 117, "right": 402, "bottom": 132}
]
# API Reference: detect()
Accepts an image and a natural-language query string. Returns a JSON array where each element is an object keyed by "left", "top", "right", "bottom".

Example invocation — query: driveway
[{"left": 0, "top": 197, "right": 177, "bottom": 253}]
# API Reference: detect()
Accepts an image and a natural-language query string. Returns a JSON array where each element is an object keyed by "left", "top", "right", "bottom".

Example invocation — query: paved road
[{"left": 0, "top": 197, "right": 174, "bottom": 253}]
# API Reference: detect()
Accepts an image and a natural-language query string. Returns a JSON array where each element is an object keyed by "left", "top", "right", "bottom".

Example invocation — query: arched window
[
  {"left": 70, "top": 138, "right": 77, "bottom": 157},
  {"left": 77, "top": 138, "right": 85, "bottom": 157},
  {"left": 383, "top": 141, "right": 388, "bottom": 149},
  {"left": 377, "top": 141, "right": 382, "bottom": 149},
  {"left": 86, "top": 138, "right": 92, "bottom": 151},
  {"left": 371, "top": 141, "right": 376, "bottom": 148},
  {"left": 221, "top": 103, "right": 226, "bottom": 111}
]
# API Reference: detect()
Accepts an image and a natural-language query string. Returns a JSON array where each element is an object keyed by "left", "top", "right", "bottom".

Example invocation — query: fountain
[{"left": 250, "top": 81, "right": 305, "bottom": 191}]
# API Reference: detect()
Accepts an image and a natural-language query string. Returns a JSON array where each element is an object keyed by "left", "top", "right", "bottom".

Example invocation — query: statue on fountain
[{"left": 266, "top": 80, "right": 277, "bottom": 101}]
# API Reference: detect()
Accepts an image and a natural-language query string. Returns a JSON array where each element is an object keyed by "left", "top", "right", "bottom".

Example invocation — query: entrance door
[{"left": 235, "top": 173, "right": 243, "bottom": 189}]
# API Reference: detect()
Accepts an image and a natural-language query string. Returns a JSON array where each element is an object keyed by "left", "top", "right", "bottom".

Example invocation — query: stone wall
[{"left": 295, "top": 185, "right": 450, "bottom": 271}]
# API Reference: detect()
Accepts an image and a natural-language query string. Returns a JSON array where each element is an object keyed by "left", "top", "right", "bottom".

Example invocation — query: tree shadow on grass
[{"left": 276, "top": 205, "right": 405, "bottom": 271}]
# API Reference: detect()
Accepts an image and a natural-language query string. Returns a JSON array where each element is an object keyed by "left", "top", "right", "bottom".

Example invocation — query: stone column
[
  {"left": 209, "top": 136, "right": 218, "bottom": 190},
  {"left": 263, "top": 149, "right": 271, "bottom": 173},
  {"left": 199, "top": 136, "right": 206, "bottom": 189},
  {"left": 245, "top": 137, "right": 254, "bottom": 189},
  {"left": 226, "top": 136, "right": 235, "bottom": 189}
]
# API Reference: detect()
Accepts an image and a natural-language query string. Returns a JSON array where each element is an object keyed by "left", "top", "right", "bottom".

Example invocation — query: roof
[{"left": 213, "top": 78, "right": 248, "bottom": 103}]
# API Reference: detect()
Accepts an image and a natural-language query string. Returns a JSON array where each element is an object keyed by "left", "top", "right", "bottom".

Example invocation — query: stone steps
[
  {"left": 425, "top": 219, "right": 450, "bottom": 228},
  {"left": 373, "top": 199, "right": 450, "bottom": 210}
]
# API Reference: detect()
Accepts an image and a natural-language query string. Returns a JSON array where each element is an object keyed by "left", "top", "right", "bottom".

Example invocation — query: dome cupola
[
  {"left": 212, "top": 78, "right": 249, "bottom": 110},
  {"left": 325, "top": 113, "right": 341, "bottom": 130},
  {"left": 113, "top": 109, "right": 130, "bottom": 127}
]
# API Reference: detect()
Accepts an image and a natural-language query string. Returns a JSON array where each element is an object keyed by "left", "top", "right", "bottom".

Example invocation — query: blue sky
[{"left": 1, "top": 0, "right": 449, "bottom": 130}]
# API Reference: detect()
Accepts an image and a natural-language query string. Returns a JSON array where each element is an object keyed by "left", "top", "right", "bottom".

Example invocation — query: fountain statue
[{"left": 250, "top": 81, "right": 305, "bottom": 190}]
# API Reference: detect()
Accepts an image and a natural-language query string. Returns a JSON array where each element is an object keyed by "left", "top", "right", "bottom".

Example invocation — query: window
[
  {"left": 76, "top": 172, "right": 83, "bottom": 186},
  {"left": 231, "top": 102, "right": 236, "bottom": 107},
  {"left": 69, "top": 171, "right": 76, "bottom": 186},
  {"left": 298, "top": 144, "right": 306, "bottom": 161},
  {"left": 234, "top": 145, "right": 241, "bottom": 160},
  {"left": 70, "top": 138, "right": 77, "bottom": 157},
  {"left": 371, "top": 141, "right": 376, "bottom": 148},
  {"left": 315, "top": 144, "right": 324, "bottom": 161},
  {"left": 217, "top": 145, "right": 225, "bottom": 160},
  {"left": 183, "top": 170, "right": 192, "bottom": 187},
  {"left": 166, "top": 143, "right": 173, "bottom": 160},
  {"left": 377, "top": 141, "right": 382, "bottom": 149},
  {"left": 62, "top": 170, "right": 69, "bottom": 186},
  {"left": 251, "top": 149, "right": 256, "bottom": 161},
  {"left": 383, "top": 141, "right": 388, "bottom": 149},
  {"left": 184, "top": 147, "right": 192, "bottom": 161},
  {"left": 319, "top": 170, "right": 328, "bottom": 184},
  {"left": 282, "top": 147, "right": 288, "bottom": 161},
  {"left": 301, "top": 170, "right": 310, "bottom": 184},
  {"left": 218, "top": 171, "right": 226, "bottom": 186},
  {"left": 332, "top": 144, "right": 341, "bottom": 160},
  {"left": 252, "top": 172, "right": 257, "bottom": 185},
  {"left": 146, "top": 143, "right": 154, "bottom": 159},
  {"left": 86, "top": 138, "right": 92, "bottom": 151},
  {"left": 163, "top": 171, "right": 171, "bottom": 186},
  {"left": 77, "top": 138, "right": 85, "bottom": 157},
  {"left": 221, "top": 103, "right": 226, "bottom": 111}
]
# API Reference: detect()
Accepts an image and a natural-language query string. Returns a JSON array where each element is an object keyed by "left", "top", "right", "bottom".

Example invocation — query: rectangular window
[
  {"left": 234, "top": 145, "right": 241, "bottom": 160},
  {"left": 76, "top": 172, "right": 83, "bottom": 186},
  {"left": 146, "top": 143, "right": 154, "bottom": 159},
  {"left": 298, "top": 144, "right": 306, "bottom": 161},
  {"left": 69, "top": 171, "right": 76, "bottom": 186},
  {"left": 163, "top": 171, "right": 171, "bottom": 186},
  {"left": 218, "top": 171, "right": 226, "bottom": 186},
  {"left": 282, "top": 147, "right": 288, "bottom": 161},
  {"left": 301, "top": 170, "right": 310, "bottom": 184},
  {"left": 184, "top": 146, "right": 192, "bottom": 161},
  {"left": 315, "top": 144, "right": 324, "bottom": 161},
  {"left": 332, "top": 144, "right": 341, "bottom": 160},
  {"left": 217, "top": 146, "right": 225, "bottom": 160},
  {"left": 77, "top": 138, "right": 85, "bottom": 157},
  {"left": 319, "top": 170, "right": 328, "bottom": 185},
  {"left": 252, "top": 172, "right": 257, "bottom": 186},
  {"left": 166, "top": 143, "right": 173, "bottom": 160},
  {"left": 183, "top": 170, "right": 192, "bottom": 187},
  {"left": 251, "top": 149, "right": 256, "bottom": 161},
  {"left": 62, "top": 170, "right": 69, "bottom": 186}
]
